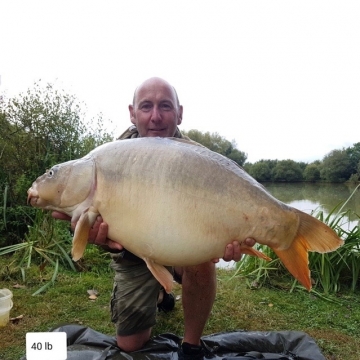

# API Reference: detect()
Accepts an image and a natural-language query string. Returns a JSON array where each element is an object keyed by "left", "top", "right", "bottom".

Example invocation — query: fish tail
[{"left": 273, "top": 210, "right": 343, "bottom": 291}]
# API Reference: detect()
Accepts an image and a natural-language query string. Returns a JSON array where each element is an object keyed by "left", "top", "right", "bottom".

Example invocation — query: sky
[{"left": 1, "top": 0, "right": 359, "bottom": 163}]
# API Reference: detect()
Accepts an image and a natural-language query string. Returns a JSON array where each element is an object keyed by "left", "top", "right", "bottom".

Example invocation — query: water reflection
[{"left": 264, "top": 183, "right": 360, "bottom": 220}]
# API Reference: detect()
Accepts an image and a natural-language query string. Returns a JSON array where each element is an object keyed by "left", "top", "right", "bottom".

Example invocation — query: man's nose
[{"left": 150, "top": 106, "right": 161, "bottom": 121}]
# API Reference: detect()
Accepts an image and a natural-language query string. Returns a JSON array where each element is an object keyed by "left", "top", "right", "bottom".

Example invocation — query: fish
[{"left": 27, "top": 137, "right": 343, "bottom": 293}]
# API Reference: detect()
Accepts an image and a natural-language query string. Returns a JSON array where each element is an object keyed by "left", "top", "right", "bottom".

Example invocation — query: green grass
[{"left": 1, "top": 254, "right": 360, "bottom": 360}]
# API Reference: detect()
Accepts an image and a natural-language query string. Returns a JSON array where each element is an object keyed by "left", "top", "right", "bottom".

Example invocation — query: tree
[
  {"left": 249, "top": 161, "right": 272, "bottom": 182},
  {"left": 183, "top": 129, "right": 247, "bottom": 166},
  {"left": 304, "top": 163, "right": 321, "bottom": 182},
  {"left": 0, "top": 82, "right": 114, "bottom": 246},
  {"left": 272, "top": 160, "right": 303, "bottom": 182},
  {"left": 346, "top": 142, "right": 360, "bottom": 177},
  {"left": 320, "top": 149, "right": 352, "bottom": 182}
]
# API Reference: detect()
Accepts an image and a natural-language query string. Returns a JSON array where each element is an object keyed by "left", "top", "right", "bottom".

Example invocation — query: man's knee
[
  {"left": 182, "top": 261, "right": 216, "bottom": 284},
  {"left": 116, "top": 328, "right": 151, "bottom": 352}
]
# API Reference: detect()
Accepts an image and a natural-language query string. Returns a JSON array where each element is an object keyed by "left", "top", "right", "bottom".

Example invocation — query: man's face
[{"left": 129, "top": 79, "right": 183, "bottom": 138}]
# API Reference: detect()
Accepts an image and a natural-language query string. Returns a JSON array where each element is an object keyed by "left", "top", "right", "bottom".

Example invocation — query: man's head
[{"left": 129, "top": 77, "right": 183, "bottom": 138}]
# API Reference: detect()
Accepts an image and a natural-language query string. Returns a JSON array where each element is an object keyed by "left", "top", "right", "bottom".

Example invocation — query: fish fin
[
  {"left": 72, "top": 208, "right": 99, "bottom": 261},
  {"left": 144, "top": 258, "right": 173, "bottom": 294},
  {"left": 273, "top": 210, "right": 344, "bottom": 291},
  {"left": 294, "top": 209, "right": 344, "bottom": 253},
  {"left": 242, "top": 247, "right": 272, "bottom": 261},
  {"left": 272, "top": 235, "right": 312, "bottom": 291}
]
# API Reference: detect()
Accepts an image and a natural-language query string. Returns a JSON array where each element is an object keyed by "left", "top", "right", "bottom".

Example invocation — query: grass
[{"left": 1, "top": 253, "right": 360, "bottom": 360}]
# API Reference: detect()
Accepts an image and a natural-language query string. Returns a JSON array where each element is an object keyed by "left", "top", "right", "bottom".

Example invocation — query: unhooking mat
[{"left": 20, "top": 324, "right": 326, "bottom": 360}]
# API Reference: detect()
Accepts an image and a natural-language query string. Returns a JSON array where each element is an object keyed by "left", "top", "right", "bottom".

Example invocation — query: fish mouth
[{"left": 27, "top": 188, "right": 39, "bottom": 206}]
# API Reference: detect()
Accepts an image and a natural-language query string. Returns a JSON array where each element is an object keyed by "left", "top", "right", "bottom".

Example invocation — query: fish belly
[{"left": 92, "top": 138, "right": 298, "bottom": 266}]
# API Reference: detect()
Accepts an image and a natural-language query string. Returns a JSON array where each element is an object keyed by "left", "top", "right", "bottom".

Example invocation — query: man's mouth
[{"left": 148, "top": 128, "right": 167, "bottom": 135}]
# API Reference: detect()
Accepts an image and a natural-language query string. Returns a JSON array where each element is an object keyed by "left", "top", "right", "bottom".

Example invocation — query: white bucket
[{"left": 0, "top": 289, "right": 13, "bottom": 327}]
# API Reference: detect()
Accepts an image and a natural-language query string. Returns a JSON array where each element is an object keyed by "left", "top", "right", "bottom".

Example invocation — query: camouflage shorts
[{"left": 110, "top": 252, "right": 173, "bottom": 336}]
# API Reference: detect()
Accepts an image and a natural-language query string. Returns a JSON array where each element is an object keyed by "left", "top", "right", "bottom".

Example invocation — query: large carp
[{"left": 27, "top": 137, "right": 343, "bottom": 292}]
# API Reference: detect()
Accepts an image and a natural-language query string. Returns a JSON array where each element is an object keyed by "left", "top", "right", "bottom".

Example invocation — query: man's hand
[
  {"left": 51, "top": 212, "right": 123, "bottom": 252},
  {"left": 212, "top": 238, "right": 256, "bottom": 263}
]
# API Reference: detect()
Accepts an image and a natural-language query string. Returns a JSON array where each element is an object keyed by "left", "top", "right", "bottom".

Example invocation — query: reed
[{"left": 0, "top": 210, "right": 76, "bottom": 294}]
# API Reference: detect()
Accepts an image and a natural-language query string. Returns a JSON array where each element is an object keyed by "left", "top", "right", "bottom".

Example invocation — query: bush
[{"left": 0, "top": 81, "right": 113, "bottom": 247}]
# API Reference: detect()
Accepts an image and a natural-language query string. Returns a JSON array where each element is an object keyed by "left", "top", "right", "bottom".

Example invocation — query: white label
[{"left": 26, "top": 332, "right": 67, "bottom": 360}]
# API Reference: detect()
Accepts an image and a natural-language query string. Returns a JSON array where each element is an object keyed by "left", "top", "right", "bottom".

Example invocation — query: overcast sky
[{"left": 1, "top": 0, "right": 359, "bottom": 163}]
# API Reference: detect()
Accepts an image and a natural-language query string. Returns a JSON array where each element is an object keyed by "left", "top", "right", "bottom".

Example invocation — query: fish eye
[{"left": 48, "top": 169, "right": 55, "bottom": 178}]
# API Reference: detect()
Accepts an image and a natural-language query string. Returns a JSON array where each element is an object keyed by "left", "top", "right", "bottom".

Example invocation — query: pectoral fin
[
  {"left": 72, "top": 207, "right": 99, "bottom": 261},
  {"left": 144, "top": 258, "right": 173, "bottom": 294}
]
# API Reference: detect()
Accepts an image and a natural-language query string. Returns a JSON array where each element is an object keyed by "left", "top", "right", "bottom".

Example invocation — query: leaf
[
  {"left": 13, "top": 283, "right": 26, "bottom": 289},
  {"left": 10, "top": 314, "right": 24, "bottom": 324},
  {"left": 87, "top": 289, "right": 99, "bottom": 296}
]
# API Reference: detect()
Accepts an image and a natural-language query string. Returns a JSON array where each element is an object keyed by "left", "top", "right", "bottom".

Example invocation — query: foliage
[
  {"left": 0, "top": 81, "right": 114, "bottom": 247},
  {"left": 321, "top": 149, "right": 353, "bottom": 182},
  {"left": 0, "top": 211, "right": 76, "bottom": 294},
  {"left": 349, "top": 173, "right": 359, "bottom": 183},
  {"left": 248, "top": 161, "right": 273, "bottom": 182},
  {"left": 304, "top": 163, "right": 321, "bottom": 182},
  {"left": 271, "top": 159, "right": 303, "bottom": 182},
  {"left": 183, "top": 129, "right": 247, "bottom": 166},
  {"left": 245, "top": 143, "right": 360, "bottom": 184},
  {"left": 346, "top": 142, "right": 360, "bottom": 176},
  {"left": 309, "top": 207, "right": 360, "bottom": 294}
]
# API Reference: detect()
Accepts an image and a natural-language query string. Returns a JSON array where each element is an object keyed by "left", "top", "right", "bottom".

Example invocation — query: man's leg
[
  {"left": 116, "top": 328, "right": 151, "bottom": 352},
  {"left": 110, "top": 255, "right": 164, "bottom": 352},
  {"left": 176, "top": 261, "right": 216, "bottom": 346}
]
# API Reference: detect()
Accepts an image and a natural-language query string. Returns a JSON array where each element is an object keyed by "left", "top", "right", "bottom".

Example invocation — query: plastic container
[{"left": 0, "top": 289, "right": 13, "bottom": 327}]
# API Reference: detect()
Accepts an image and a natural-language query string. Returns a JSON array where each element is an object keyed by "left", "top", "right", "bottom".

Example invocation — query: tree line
[
  {"left": 242, "top": 145, "right": 360, "bottom": 183},
  {"left": 183, "top": 130, "right": 360, "bottom": 184}
]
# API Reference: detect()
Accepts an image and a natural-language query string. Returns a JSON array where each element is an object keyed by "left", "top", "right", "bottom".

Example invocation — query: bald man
[{"left": 54, "top": 77, "right": 255, "bottom": 359}]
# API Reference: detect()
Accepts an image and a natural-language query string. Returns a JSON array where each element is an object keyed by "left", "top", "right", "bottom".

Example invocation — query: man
[{"left": 54, "top": 77, "right": 255, "bottom": 358}]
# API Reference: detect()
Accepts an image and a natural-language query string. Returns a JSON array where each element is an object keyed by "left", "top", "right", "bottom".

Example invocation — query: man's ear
[
  {"left": 129, "top": 104, "right": 136, "bottom": 125},
  {"left": 177, "top": 105, "right": 183, "bottom": 125}
]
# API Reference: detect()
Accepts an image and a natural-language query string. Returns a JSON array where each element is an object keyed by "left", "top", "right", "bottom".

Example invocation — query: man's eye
[
  {"left": 161, "top": 103, "right": 172, "bottom": 110},
  {"left": 141, "top": 104, "right": 152, "bottom": 111}
]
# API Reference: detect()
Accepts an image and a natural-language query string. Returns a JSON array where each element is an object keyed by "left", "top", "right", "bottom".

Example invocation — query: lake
[
  {"left": 216, "top": 182, "right": 359, "bottom": 269},
  {"left": 264, "top": 182, "right": 359, "bottom": 227}
]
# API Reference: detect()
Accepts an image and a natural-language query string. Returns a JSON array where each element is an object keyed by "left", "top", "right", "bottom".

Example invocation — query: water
[
  {"left": 264, "top": 183, "right": 359, "bottom": 229},
  {"left": 216, "top": 183, "right": 359, "bottom": 269}
]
